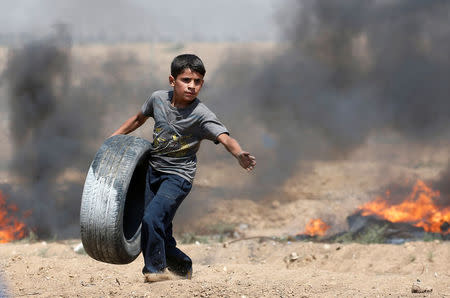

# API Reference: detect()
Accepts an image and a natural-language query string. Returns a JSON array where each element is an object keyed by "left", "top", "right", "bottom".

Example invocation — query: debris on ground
[
  {"left": 284, "top": 252, "right": 299, "bottom": 267},
  {"left": 411, "top": 280, "right": 433, "bottom": 293}
]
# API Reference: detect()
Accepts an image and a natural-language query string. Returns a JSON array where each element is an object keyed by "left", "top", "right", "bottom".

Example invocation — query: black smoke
[
  {"left": 433, "top": 163, "right": 450, "bottom": 206},
  {"left": 2, "top": 25, "right": 96, "bottom": 237},
  {"left": 2, "top": 25, "right": 161, "bottom": 238},
  {"left": 204, "top": 0, "right": 450, "bottom": 197}
]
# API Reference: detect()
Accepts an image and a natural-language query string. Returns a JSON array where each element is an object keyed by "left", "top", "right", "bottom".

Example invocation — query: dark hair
[{"left": 171, "top": 54, "right": 206, "bottom": 78}]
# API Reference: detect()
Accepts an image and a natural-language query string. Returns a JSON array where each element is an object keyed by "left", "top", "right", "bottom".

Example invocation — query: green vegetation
[
  {"left": 207, "top": 222, "right": 237, "bottom": 235},
  {"left": 178, "top": 232, "right": 209, "bottom": 244},
  {"left": 423, "top": 232, "right": 443, "bottom": 242},
  {"left": 332, "top": 224, "right": 388, "bottom": 244},
  {"left": 178, "top": 222, "right": 239, "bottom": 244},
  {"left": 427, "top": 251, "right": 434, "bottom": 263},
  {"left": 166, "top": 43, "right": 185, "bottom": 52}
]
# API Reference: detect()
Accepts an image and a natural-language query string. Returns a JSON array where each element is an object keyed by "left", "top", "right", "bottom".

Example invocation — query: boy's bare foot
[{"left": 143, "top": 271, "right": 172, "bottom": 283}]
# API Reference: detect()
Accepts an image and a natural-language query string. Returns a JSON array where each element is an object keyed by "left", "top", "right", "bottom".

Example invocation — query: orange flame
[
  {"left": 0, "top": 190, "right": 28, "bottom": 243},
  {"left": 304, "top": 218, "right": 330, "bottom": 236},
  {"left": 358, "top": 180, "right": 449, "bottom": 234}
]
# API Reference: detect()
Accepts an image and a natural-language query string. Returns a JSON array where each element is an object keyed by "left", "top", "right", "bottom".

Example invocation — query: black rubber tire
[{"left": 80, "top": 135, "right": 151, "bottom": 264}]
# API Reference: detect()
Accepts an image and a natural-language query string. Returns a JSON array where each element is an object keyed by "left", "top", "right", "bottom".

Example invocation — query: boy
[{"left": 111, "top": 54, "right": 256, "bottom": 282}]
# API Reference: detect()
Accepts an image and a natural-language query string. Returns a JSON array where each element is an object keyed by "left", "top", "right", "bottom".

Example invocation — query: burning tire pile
[{"left": 296, "top": 179, "right": 449, "bottom": 243}]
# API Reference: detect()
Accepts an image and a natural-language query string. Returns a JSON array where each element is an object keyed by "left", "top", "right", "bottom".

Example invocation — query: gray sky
[{"left": 0, "top": 0, "right": 283, "bottom": 42}]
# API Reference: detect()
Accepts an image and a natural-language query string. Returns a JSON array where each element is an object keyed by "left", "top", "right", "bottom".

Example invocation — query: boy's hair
[{"left": 171, "top": 54, "right": 206, "bottom": 78}]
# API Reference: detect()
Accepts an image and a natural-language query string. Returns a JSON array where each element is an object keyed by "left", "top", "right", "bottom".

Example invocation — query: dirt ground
[{"left": 0, "top": 239, "right": 448, "bottom": 297}]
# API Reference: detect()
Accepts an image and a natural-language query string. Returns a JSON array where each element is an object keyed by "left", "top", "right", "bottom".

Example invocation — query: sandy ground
[{"left": 0, "top": 239, "right": 448, "bottom": 297}]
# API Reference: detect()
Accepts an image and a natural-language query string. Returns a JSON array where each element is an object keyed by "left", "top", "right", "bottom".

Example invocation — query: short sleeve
[
  {"left": 141, "top": 93, "right": 155, "bottom": 117},
  {"left": 201, "top": 111, "right": 229, "bottom": 144}
]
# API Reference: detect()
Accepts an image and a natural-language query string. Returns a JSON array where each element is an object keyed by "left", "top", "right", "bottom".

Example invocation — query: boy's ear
[{"left": 169, "top": 75, "right": 175, "bottom": 87}]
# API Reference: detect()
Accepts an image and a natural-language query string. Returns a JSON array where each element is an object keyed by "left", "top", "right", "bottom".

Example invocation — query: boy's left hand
[
  {"left": 217, "top": 134, "right": 256, "bottom": 171},
  {"left": 237, "top": 151, "right": 256, "bottom": 171}
]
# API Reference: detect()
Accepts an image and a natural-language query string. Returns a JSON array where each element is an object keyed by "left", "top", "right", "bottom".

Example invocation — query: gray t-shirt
[{"left": 141, "top": 90, "right": 229, "bottom": 182}]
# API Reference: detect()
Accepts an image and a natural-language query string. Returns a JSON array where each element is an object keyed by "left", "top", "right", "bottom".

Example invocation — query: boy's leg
[
  {"left": 140, "top": 166, "right": 158, "bottom": 274},
  {"left": 165, "top": 223, "right": 193, "bottom": 277},
  {"left": 141, "top": 170, "right": 192, "bottom": 274}
]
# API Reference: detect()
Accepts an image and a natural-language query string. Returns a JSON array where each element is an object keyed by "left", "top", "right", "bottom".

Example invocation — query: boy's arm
[
  {"left": 110, "top": 111, "right": 149, "bottom": 136},
  {"left": 217, "top": 133, "right": 256, "bottom": 171}
]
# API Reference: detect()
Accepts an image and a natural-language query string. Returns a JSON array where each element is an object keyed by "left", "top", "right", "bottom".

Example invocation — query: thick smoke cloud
[
  {"left": 434, "top": 164, "right": 450, "bottom": 206},
  {"left": 6, "top": 25, "right": 72, "bottom": 181},
  {"left": 3, "top": 25, "right": 97, "bottom": 237},
  {"left": 206, "top": 0, "right": 450, "bottom": 196},
  {"left": 2, "top": 26, "right": 161, "bottom": 237}
]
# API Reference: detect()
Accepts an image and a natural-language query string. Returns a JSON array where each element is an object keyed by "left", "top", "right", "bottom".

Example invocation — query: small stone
[
  {"left": 289, "top": 252, "right": 299, "bottom": 261},
  {"left": 323, "top": 244, "right": 331, "bottom": 250},
  {"left": 195, "top": 241, "right": 200, "bottom": 245},
  {"left": 271, "top": 200, "right": 280, "bottom": 208}
]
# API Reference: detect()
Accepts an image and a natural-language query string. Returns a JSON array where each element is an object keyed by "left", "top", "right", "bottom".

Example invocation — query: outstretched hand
[
  {"left": 216, "top": 134, "right": 256, "bottom": 172},
  {"left": 237, "top": 151, "right": 256, "bottom": 171}
]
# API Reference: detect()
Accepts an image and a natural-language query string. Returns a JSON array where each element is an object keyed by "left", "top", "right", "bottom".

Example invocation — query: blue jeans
[{"left": 141, "top": 166, "right": 193, "bottom": 275}]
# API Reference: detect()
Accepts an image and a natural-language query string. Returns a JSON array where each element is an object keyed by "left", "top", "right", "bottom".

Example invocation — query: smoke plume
[
  {"left": 205, "top": 0, "right": 450, "bottom": 196},
  {"left": 2, "top": 25, "right": 160, "bottom": 237},
  {"left": 433, "top": 163, "right": 450, "bottom": 206},
  {"left": 3, "top": 25, "right": 95, "bottom": 237}
]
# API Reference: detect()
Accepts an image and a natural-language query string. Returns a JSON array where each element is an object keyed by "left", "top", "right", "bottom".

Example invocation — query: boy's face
[{"left": 169, "top": 68, "right": 204, "bottom": 105}]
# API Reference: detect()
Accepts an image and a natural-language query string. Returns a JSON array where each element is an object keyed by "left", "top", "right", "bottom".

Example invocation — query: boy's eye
[
  {"left": 181, "top": 78, "right": 191, "bottom": 83},
  {"left": 194, "top": 79, "right": 202, "bottom": 85}
]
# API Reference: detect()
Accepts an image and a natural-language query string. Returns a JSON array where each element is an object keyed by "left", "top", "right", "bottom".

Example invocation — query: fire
[
  {"left": 304, "top": 218, "right": 330, "bottom": 236},
  {"left": 0, "top": 190, "right": 28, "bottom": 243},
  {"left": 358, "top": 180, "right": 449, "bottom": 234}
]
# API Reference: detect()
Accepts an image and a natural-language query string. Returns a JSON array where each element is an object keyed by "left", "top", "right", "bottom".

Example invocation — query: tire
[{"left": 80, "top": 135, "right": 152, "bottom": 264}]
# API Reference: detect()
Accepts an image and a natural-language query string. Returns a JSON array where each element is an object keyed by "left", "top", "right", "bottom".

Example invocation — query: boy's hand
[
  {"left": 237, "top": 151, "right": 256, "bottom": 171},
  {"left": 217, "top": 134, "right": 256, "bottom": 172}
]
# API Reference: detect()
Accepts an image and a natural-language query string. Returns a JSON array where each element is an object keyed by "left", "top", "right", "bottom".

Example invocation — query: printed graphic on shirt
[{"left": 151, "top": 127, "right": 198, "bottom": 158}]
